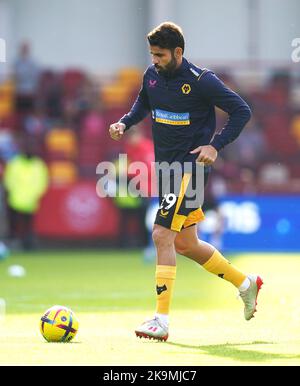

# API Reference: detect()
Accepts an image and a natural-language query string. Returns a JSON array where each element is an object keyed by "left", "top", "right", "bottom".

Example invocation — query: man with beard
[{"left": 109, "top": 22, "right": 263, "bottom": 341}]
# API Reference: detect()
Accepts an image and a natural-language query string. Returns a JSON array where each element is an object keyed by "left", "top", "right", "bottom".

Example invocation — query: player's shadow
[{"left": 166, "top": 341, "right": 300, "bottom": 363}]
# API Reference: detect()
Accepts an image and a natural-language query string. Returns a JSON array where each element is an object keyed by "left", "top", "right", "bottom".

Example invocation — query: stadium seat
[
  {"left": 101, "top": 84, "right": 132, "bottom": 108},
  {"left": 0, "top": 80, "right": 15, "bottom": 119},
  {"left": 290, "top": 114, "right": 300, "bottom": 145},
  {"left": 45, "top": 128, "right": 78, "bottom": 160},
  {"left": 62, "top": 69, "right": 86, "bottom": 98},
  {"left": 77, "top": 111, "right": 107, "bottom": 174},
  {"left": 0, "top": 100, "right": 14, "bottom": 119},
  {"left": 0, "top": 114, "right": 18, "bottom": 131},
  {"left": 101, "top": 67, "right": 142, "bottom": 110},
  {"left": 263, "top": 113, "right": 298, "bottom": 157},
  {"left": 48, "top": 161, "right": 78, "bottom": 185},
  {"left": 117, "top": 67, "right": 142, "bottom": 89},
  {"left": 0, "top": 80, "right": 15, "bottom": 100}
]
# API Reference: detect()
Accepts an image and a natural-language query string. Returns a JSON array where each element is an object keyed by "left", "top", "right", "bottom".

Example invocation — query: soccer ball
[{"left": 40, "top": 305, "right": 79, "bottom": 342}]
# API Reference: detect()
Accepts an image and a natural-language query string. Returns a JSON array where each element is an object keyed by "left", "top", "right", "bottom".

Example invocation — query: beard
[{"left": 155, "top": 53, "right": 178, "bottom": 76}]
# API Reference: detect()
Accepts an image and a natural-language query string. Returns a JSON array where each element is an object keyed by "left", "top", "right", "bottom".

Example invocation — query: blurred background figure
[
  {"left": 124, "top": 126, "right": 155, "bottom": 259},
  {"left": 0, "top": 124, "right": 18, "bottom": 257},
  {"left": 0, "top": 160, "right": 10, "bottom": 261},
  {"left": 3, "top": 136, "right": 49, "bottom": 250},
  {"left": 0, "top": 240, "right": 10, "bottom": 261},
  {"left": 143, "top": 197, "right": 159, "bottom": 263},
  {"left": 112, "top": 154, "right": 146, "bottom": 248},
  {"left": 112, "top": 126, "right": 154, "bottom": 248},
  {"left": 14, "top": 42, "right": 40, "bottom": 116}
]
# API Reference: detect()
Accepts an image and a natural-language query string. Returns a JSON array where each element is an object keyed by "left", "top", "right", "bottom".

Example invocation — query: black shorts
[{"left": 154, "top": 167, "right": 210, "bottom": 232}]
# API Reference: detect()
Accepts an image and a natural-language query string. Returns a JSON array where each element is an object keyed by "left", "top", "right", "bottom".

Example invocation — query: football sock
[
  {"left": 155, "top": 265, "right": 177, "bottom": 315},
  {"left": 202, "top": 249, "right": 246, "bottom": 288},
  {"left": 155, "top": 313, "right": 169, "bottom": 326},
  {"left": 238, "top": 277, "right": 251, "bottom": 292}
]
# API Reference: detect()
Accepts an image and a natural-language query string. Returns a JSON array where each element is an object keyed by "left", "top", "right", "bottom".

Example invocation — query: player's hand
[
  {"left": 190, "top": 145, "right": 218, "bottom": 165},
  {"left": 109, "top": 122, "right": 126, "bottom": 141}
]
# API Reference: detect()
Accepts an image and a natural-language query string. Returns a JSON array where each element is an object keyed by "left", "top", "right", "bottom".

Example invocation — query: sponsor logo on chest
[{"left": 152, "top": 109, "right": 190, "bottom": 125}]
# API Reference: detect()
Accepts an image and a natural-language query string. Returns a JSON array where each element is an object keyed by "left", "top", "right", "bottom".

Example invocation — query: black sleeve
[
  {"left": 119, "top": 75, "right": 150, "bottom": 130},
  {"left": 199, "top": 72, "right": 252, "bottom": 151}
]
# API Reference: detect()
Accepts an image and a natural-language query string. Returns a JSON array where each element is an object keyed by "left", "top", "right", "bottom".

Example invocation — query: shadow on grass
[{"left": 166, "top": 341, "right": 300, "bottom": 362}]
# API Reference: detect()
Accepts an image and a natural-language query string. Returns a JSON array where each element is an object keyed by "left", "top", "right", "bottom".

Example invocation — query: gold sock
[
  {"left": 202, "top": 249, "right": 246, "bottom": 288},
  {"left": 155, "top": 265, "right": 177, "bottom": 315}
]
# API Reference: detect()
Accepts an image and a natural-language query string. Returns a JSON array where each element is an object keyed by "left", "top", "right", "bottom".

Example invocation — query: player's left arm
[{"left": 190, "top": 72, "right": 252, "bottom": 165}]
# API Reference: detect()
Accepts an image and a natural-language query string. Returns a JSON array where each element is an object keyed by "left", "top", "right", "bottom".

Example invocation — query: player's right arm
[
  {"left": 109, "top": 73, "right": 150, "bottom": 141},
  {"left": 109, "top": 122, "right": 126, "bottom": 141}
]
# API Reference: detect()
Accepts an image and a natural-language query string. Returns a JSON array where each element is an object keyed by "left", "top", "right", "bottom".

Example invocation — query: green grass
[{"left": 1, "top": 250, "right": 300, "bottom": 365}]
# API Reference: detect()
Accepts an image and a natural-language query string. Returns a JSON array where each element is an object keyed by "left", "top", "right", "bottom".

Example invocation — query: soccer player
[{"left": 109, "top": 22, "right": 263, "bottom": 341}]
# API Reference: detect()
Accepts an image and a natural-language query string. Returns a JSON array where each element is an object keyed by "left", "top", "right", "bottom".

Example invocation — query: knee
[{"left": 152, "top": 227, "right": 174, "bottom": 249}]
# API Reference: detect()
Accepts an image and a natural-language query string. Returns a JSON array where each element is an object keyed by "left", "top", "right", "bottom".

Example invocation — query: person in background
[
  {"left": 0, "top": 166, "right": 9, "bottom": 261},
  {"left": 112, "top": 127, "right": 153, "bottom": 249},
  {"left": 124, "top": 126, "right": 155, "bottom": 254},
  {"left": 0, "top": 130, "right": 18, "bottom": 257},
  {"left": 111, "top": 156, "right": 145, "bottom": 248},
  {"left": 14, "top": 42, "right": 40, "bottom": 116},
  {"left": 3, "top": 137, "right": 49, "bottom": 250}
]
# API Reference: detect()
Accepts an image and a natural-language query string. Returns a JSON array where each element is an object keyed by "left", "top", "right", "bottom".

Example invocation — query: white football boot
[
  {"left": 239, "top": 274, "right": 264, "bottom": 320},
  {"left": 135, "top": 317, "right": 169, "bottom": 341}
]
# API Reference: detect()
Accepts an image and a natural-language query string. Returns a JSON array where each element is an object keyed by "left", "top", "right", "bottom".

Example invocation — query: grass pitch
[{"left": 0, "top": 250, "right": 300, "bottom": 365}]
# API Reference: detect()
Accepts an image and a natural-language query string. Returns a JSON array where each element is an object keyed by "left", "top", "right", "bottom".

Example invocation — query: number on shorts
[{"left": 159, "top": 193, "right": 177, "bottom": 210}]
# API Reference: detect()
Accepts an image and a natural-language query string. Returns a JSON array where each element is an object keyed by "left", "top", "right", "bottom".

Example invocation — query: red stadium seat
[{"left": 62, "top": 69, "right": 86, "bottom": 98}]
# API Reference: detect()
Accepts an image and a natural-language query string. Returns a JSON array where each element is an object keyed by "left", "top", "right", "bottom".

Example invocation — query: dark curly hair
[{"left": 147, "top": 22, "right": 185, "bottom": 53}]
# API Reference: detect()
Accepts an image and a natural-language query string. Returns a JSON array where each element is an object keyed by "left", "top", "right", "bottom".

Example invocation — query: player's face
[{"left": 150, "top": 46, "right": 179, "bottom": 75}]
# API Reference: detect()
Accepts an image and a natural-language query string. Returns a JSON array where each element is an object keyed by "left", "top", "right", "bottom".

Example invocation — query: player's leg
[
  {"left": 135, "top": 224, "right": 177, "bottom": 341},
  {"left": 175, "top": 225, "right": 263, "bottom": 320},
  {"left": 135, "top": 173, "right": 189, "bottom": 341},
  {"left": 152, "top": 224, "right": 177, "bottom": 319},
  {"left": 175, "top": 225, "right": 247, "bottom": 284}
]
